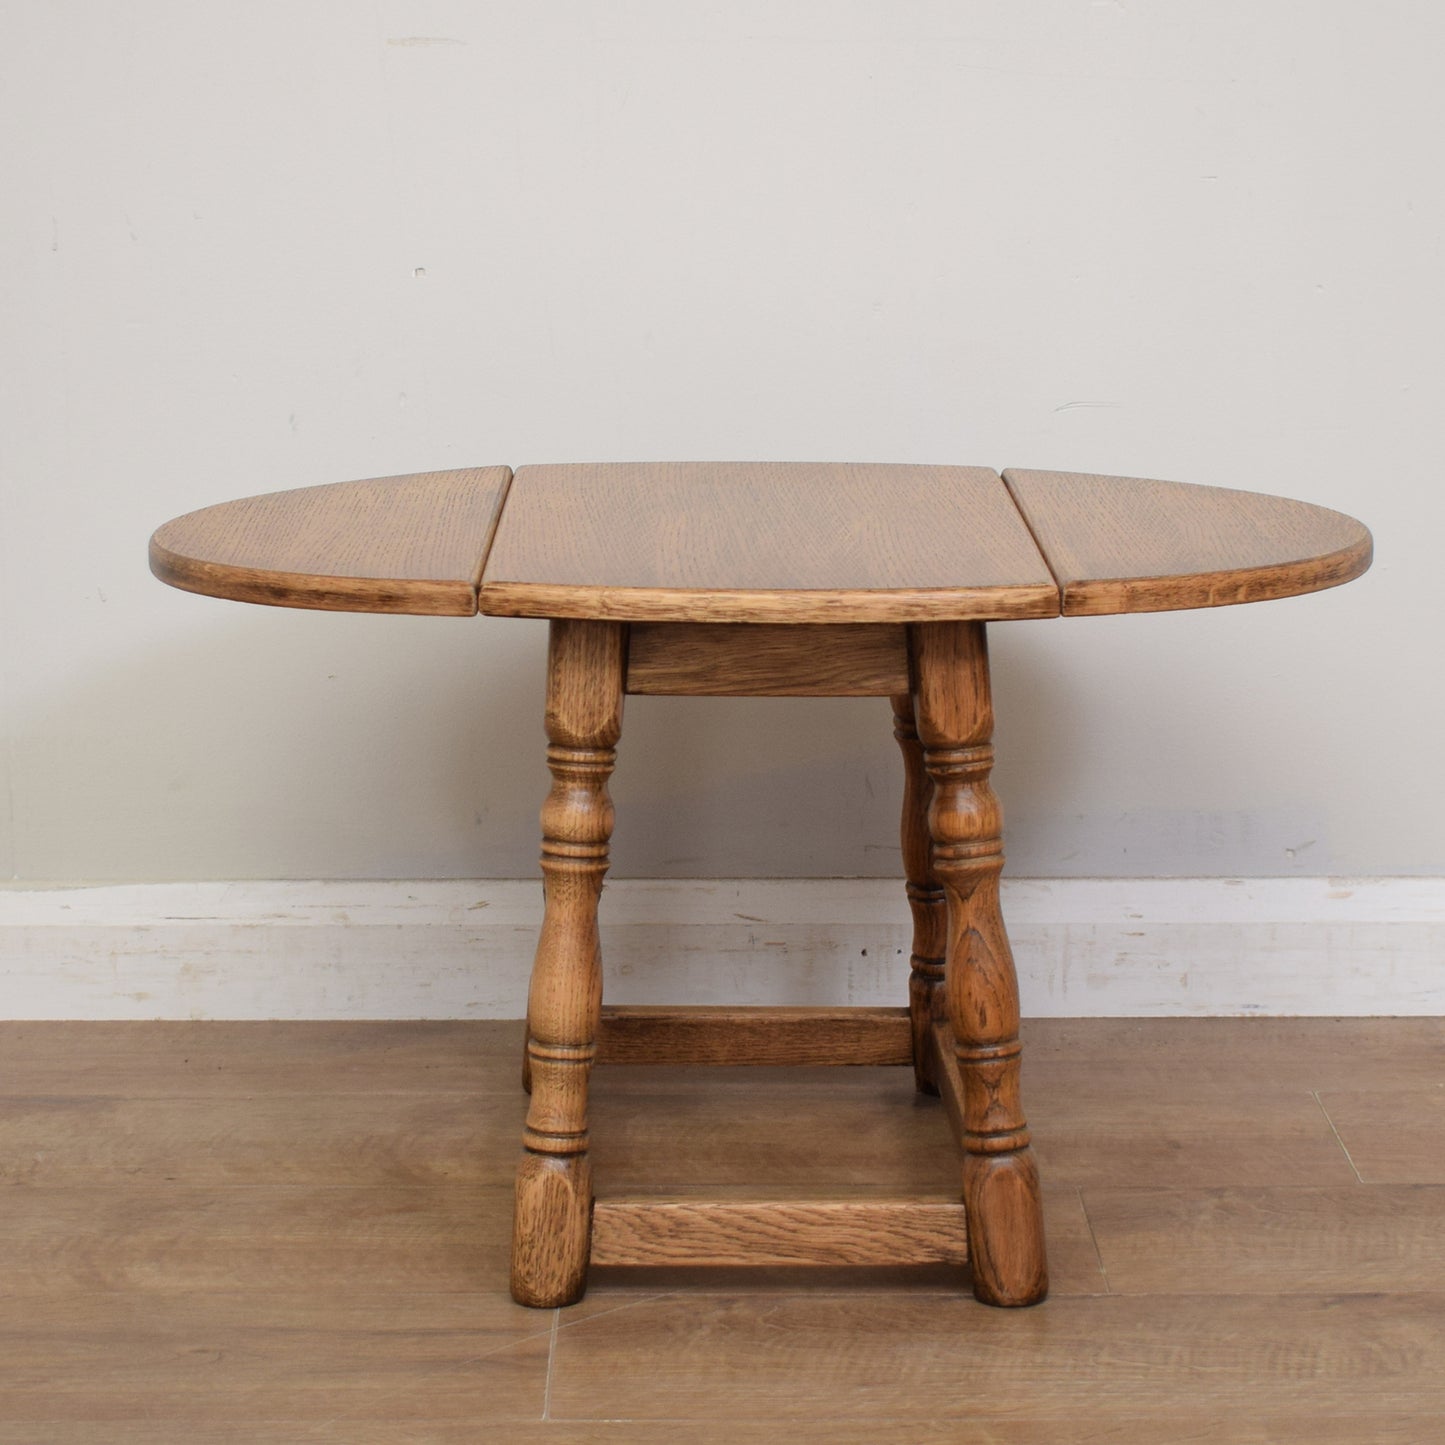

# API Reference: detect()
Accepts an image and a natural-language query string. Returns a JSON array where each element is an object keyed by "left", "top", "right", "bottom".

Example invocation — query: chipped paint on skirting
[{"left": 0, "top": 878, "right": 1441, "bottom": 1020}]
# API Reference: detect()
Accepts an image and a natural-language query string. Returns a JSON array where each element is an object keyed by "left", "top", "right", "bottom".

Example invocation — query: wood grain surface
[
  {"left": 478, "top": 462, "right": 1059, "bottom": 623},
  {"left": 150, "top": 462, "right": 1373, "bottom": 624},
  {"left": 0, "top": 1019, "right": 526, "bottom": 1096},
  {"left": 547, "top": 1292, "right": 1445, "bottom": 1422},
  {"left": 513, "top": 620, "right": 627, "bottom": 1307},
  {"left": 0, "top": 1291, "right": 551, "bottom": 1423},
  {"left": 1025, "top": 1082, "right": 1357, "bottom": 1189},
  {"left": 1003, "top": 468, "right": 1372, "bottom": 615},
  {"left": 591, "top": 1197, "right": 970, "bottom": 1267},
  {"left": 930, "top": 1021, "right": 970, "bottom": 1154},
  {"left": 0, "top": 1093, "right": 521, "bottom": 1186},
  {"left": 1021, "top": 1016, "right": 1445, "bottom": 1095},
  {"left": 1314, "top": 1088, "right": 1445, "bottom": 1184},
  {"left": 8, "top": 1422, "right": 1437, "bottom": 1445},
  {"left": 1084, "top": 1185, "right": 1445, "bottom": 1295},
  {"left": 910, "top": 621, "right": 1048, "bottom": 1307},
  {"left": 625, "top": 621, "right": 910, "bottom": 694},
  {"left": 7, "top": 1019, "right": 1444, "bottom": 1439},
  {"left": 0, "top": 1183, "right": 516, "bottom": 1293},
  {"left": 595, "top": 1005, "right": 914, "bottom": 1066},
  {"left": 149, "top": 467, "right": 512, "bottom": 615},
  {"left": 587, "top": 1074, "right": 962, "bottom": 1196},
  {"left": 891, "top": 692, "right": 948, "bottom": 1096}
]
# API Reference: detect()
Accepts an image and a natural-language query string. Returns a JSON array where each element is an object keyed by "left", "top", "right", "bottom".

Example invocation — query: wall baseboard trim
[{"left": 1, "top": 877, "right": 1441, "bottom": 1021}]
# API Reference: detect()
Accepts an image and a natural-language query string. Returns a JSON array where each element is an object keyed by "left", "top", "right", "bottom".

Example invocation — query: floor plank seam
[
  {"left": 541, "top": 1309, "right": 560, "bottom": 1421},
  {"left": 1312, "top": 1089, "right": 1365, "bottom": 1183},
  {"left": 550, "top": 1293, "right": 674, "bottom": 1339},
  {"left": 9, "top": 1020, "right": 1444, "bottom": 1427},
  {"left": 1076, "top": 1185, "right": 1112, "bottom": 1295},
  {"left": 279, "top": 1329, "right": 556, "bottom": 1435}
]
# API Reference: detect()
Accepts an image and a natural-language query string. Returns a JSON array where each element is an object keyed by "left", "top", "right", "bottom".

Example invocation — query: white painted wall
[{"left": 3, "top": 2, "right": 1442, "bottom": 890}]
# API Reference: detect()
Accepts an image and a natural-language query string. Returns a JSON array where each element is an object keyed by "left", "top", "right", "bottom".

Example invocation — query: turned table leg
[
  {"left": 891, "top": 693, "right": 947, "bottom": 1096},
  {"left": 910, "top": 620, "right": 1048, "bottom": 1307},
  {"left": 511, "top": 619, "right": 625, "bottom": 1308}
]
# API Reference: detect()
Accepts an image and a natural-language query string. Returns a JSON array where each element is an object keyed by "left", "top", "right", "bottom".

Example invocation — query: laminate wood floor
[{"left": 1, "top": 1018, "right": 1442, "bottom": 1443}]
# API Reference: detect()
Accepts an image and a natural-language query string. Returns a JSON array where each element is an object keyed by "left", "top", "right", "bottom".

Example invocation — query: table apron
[{"left": 623, "top": 621, "right": 910, "bottom": 697}]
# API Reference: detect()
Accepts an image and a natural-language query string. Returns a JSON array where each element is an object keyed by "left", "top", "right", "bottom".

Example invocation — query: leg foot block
[
  {"left": 511, "top": 1154, "right": 593, "bottom": 1307},
  {"left": 963, "top": 1149, "right": 1049, "bottom": 1307}
]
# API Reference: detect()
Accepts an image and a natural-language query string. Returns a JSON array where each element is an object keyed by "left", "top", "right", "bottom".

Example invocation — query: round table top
[{"left": 149, "top": 462, "right": 1371, "bottom": 624}]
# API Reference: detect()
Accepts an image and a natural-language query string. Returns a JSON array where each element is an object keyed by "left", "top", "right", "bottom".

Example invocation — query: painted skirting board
[{"left": 0, "top": 878, "right": 1440, "bottom": 1021}]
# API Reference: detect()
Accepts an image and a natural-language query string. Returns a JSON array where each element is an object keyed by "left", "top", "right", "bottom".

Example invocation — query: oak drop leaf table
[{"left": 150, "top": 462, "right": 1372, "bottom": 1308}]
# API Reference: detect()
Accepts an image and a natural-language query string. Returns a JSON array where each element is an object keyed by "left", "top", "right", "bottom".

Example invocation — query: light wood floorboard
[
  {"left": 1083, "top": 1184, "right": 1445, "bottom": 1294},
  {"left": 1024, "top": 1017, "right": 1445, "bottom": 1094},
  {"left": 0, "top": 1291, "right": 552, "bottom": 1423},
  {"left": 1027, "top": 1082, "right": 1355, "bottom": 1188},
  {"left": 0, "top": 1019, "right": 526, "bottom": 1096},
  {"left": 1315, "top": 1086, "right": 1445, "bottom": 1183},
  {"left": 0, "top": 1093, "right": 521, "bottom": 1186},
  {"left": 1, "top": 1018, "right": 1441, "bottom": 1440},
  {"left": 0, "top": 1184, "right": 515, "bottom": 1295},
  {"left": 1, "top": 1420, "right": 1438, "bottom": 1444},
  {"left": 546, "top": 1292, "right": 1445, "bottom": 1421}
]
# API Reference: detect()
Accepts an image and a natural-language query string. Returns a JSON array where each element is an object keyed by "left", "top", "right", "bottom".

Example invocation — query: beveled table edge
[
  {"left": 474, "top": 580, "right": 1063, "bottom": 624},
  {"left": 148, "top": 535, "right": 482, "bottom": 617},
  {"left": 1059, "top": 533, "right": 1373, "bottom": 616}
]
